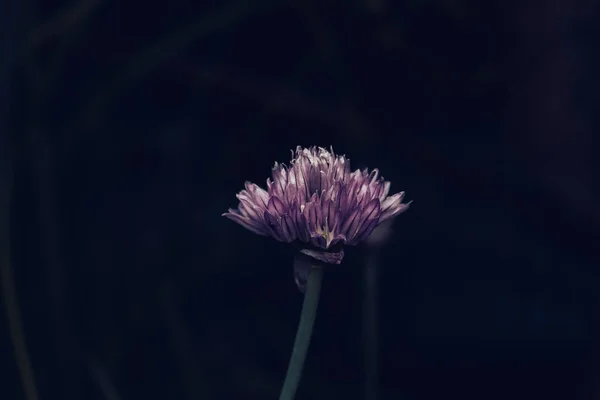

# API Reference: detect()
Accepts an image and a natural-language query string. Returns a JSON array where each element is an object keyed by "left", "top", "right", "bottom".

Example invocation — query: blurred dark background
[{"left": 1, "top": 0, "right": 599, "bottom": 399}]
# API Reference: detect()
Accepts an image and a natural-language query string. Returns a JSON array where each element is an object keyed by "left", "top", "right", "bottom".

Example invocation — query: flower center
[{"left": 315, "top": 217, "right": 334, "bottom": 248}]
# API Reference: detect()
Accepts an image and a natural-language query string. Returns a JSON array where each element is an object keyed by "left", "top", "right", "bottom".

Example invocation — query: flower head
[{"left": 223, "top": 146, "right": 410, "bottom": 264}]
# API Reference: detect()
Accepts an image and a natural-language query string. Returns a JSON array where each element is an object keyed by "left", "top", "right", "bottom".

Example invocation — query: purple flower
[{"left": 223, "top": 146, "right": 410, "bottom": 264}]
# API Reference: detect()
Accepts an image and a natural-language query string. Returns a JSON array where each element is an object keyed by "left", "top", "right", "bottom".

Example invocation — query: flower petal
[
  {"left": 348, "top": 198, "right": 381, "bottom": 244},
  {"left": 266, "top": 196, "right": 287, "bottom": 216},
  {"left": 270, "top": 162, "right": 288, "bottom": 197},
  {"left": 322, "top": 199, "right": 339, "bottom": 233},
  {"left": 346, "top": 199, "right": 381, "bottom": 244},
  {"left": 292, "top": 204, "right": 310, "bottom": 242},
  {"left": 223, "top": 147, "right": 409, "bottom": 247},
  {"left": 238, "top": 197, "right": 264, "bottom": 221},
  {"left": 368, "top": 169, "right": 379, "bottom": 184},
  {"left": 222, "top": 210, "right": 267, "bottom": 236},
  {"left": 338, "top": 185, "right": 354, "bottom": 216},
  {"left": 280, "top": 214, "right": 297, "bottom": 242},
  {"left": 380, "top": 201, "right": 410, "bottom": 223},
  {"left": 379, "top": 192, "right": 408, "bottom": 222},
  {"left": 284, "top": 168, "right": 299, "bottom": 206},
  {"left": 304, "top": 201, "right": 321, "bottom": 238},
  {"left": 244, "top": 182, "right": 269, "bottom": 207},
  {"left": 263, "top": 211, "right": 285, "bottom": 241},
  {"left": 378, "top": 181, "right": 391, "bottom": 201},
  {"left": 351, "top": 217, "right": 379, "bottom": 245},
  {"left": 339, "top": 207, "right": 361, "bottom": 241}
]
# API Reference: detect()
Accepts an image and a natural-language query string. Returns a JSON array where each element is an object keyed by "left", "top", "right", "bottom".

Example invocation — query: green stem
[{"left": 279, "top": 265, "right": 323, "bottom": 400}]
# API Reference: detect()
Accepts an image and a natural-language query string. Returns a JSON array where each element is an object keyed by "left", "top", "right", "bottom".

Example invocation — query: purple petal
[
  {"left": 369, "top": 177, "right": 386, "bottom": 199},
  {"left": 285, "top": 168, "right": 299, "bottom": 206},
  {"left": 348, "top": 198, "right": 381, "bottom": 243},
  {"left": 266, "top": 196, "right": 287, "bottom": 216},
  {"left": 381, "top": 192, "right": 405, "bottom": 211},
  {"left": 307, "top": 165, "right": 322, "bottom": 194},
  {"left": 244, "top": 182, "right": 269, "bottom": 207},
  {"left": 338, "top": 186, "right": 353, "bottom": 216},
  {"left": 351, "top": 217, "right": 379, "bottom": 245},
  {"left": 304, "top": 201, "right": 321, "bottom": 237},
  {"left": 222, "top": 210, "right": 267, "bottom": 236},
  {"left": 322, "top": 199, "right": 339, "bottom": 232},
  {"left": 270, "top": 163, "right": 288, "bottom": 197},
  {"left": 236, "top": 190, "right": 255, "bottom": 207},
  {"left": 380, "top": 201, "right": 411, "bottom": 223},
  {"left": 346, "top": 173, "right": 360, "bottom": 195},
  {"left": 327, "top": 155, "right": 349, "bottom": 184},
  {"left": 368, "top": 169, "right": 379, "bottom": 184},
  {"left": 379, "top": 181, "right": 391, "bottom": 201},
  {"left": 280, "top": 214, "right": 297, "bottom": 242},
  {"left": 294, "top": 159, "right": 310, "bottom": 202},
  {"left": 356, "top": 184, "right": 370, "bottom": 206},
  {"left": 294, "top": 206, "right": 310, "bottom": 242},
  {"left": 238, "top": 197, "right": 263, "bottom": 221},
  {"left": 331, "top": 181, "right": 344, "bottom": 204},
  {"left": 379, "top": 192, "right": 408, "bottom": 222},
  {"left": 349, "top": 199, "right": 381, "bottom": 244},
  {"left": 226, "top": 147, "right": 409, "bottom": 248},
  {"left": 339, "top": 207, "right": 361, "bottom": 241},
  {"left": 263, "top": 211, "right": 285, "bottom": 241}
]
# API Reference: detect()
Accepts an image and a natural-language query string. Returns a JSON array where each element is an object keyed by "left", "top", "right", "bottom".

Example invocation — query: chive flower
[
  {"left": 223, "top": 146, "right": 409, "bottom": 265},
  {"left": 223, "top": 146, "right": 410, "bottom": 400}
]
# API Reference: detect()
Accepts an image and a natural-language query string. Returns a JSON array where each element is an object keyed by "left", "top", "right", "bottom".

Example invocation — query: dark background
[{"left": 1, "top": 0, "right": 599, "bottom": 399}]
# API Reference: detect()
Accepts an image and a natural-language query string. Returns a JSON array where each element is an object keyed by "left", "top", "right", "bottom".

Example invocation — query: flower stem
[{"left": 279, "top": 265, "right": 323, "bottom": 400}]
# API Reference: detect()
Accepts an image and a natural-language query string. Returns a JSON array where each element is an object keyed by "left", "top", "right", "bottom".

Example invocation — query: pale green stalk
[{"left": 279, "top": 265, "right": 323, "bottom": 400}]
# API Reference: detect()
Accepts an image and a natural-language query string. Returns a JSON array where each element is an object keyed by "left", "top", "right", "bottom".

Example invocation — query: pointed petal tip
[
  {"left": 222, "top": 208, "right": 237, "bottom": 217},
  {"left": 397, "top": 199, "right": 412, "bottom": 213}
]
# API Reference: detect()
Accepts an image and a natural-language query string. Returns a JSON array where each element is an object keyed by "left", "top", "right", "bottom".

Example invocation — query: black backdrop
[{"left": 1, "top": 0, "right": 599, "bottom": 399}]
